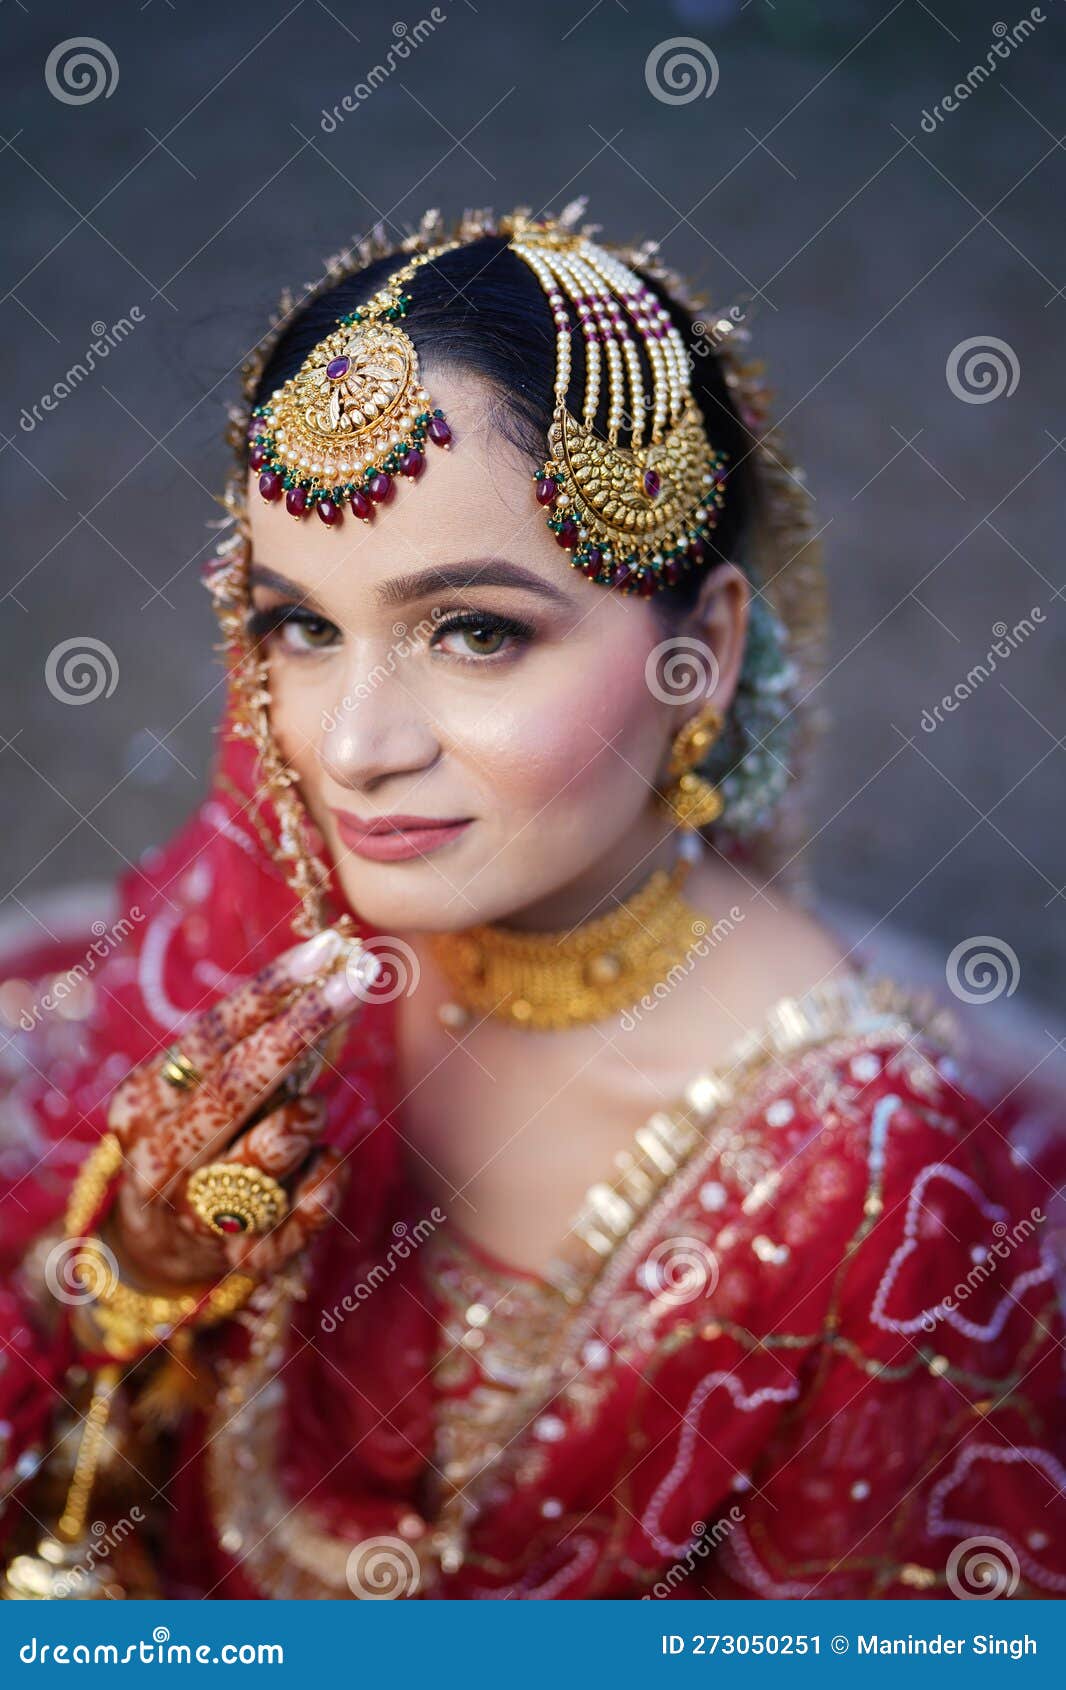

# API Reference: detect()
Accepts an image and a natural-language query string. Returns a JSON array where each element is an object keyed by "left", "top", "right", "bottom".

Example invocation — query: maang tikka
[
  {"left": 247, "top": 213, "right": 730, "bottom": 597},
  {"left": 248, "top": 239, "right": 460, "bottom": 525}
]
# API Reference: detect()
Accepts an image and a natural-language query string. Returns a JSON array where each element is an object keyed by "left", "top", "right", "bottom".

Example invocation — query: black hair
[{"left": 253, "top": 235, "right": 755, "bottom": 619}]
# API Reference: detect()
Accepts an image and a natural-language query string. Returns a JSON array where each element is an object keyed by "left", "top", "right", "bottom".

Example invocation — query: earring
[{"left": 661, "top": 704, "right": 725, "bottom": 830}]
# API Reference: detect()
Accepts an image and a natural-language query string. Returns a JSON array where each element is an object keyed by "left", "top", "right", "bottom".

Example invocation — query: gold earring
[{"left": 661, "top": 704, "right": 724, "bottom": 830}]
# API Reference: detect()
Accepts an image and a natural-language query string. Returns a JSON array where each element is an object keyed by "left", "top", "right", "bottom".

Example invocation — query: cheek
[
  {"left": 454, "top": 636, "right": 667, "bottom": 814},
  {"left": 264, "top": 661, "right": 327, "bottom": 784}
]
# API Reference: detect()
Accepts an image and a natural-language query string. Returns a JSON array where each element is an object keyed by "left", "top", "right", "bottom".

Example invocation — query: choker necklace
[{"left": 429, "top": 856, "right": 707, "bottom": 1032}]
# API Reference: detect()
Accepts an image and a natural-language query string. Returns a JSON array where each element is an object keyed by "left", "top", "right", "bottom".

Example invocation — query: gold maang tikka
[{"left": 248, "top": 239, "right": 462, "bottom": 525}]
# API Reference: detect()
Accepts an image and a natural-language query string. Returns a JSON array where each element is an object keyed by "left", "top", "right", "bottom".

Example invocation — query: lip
[{"left": 329, "top": 807, "right": 473, "bottom": 863}]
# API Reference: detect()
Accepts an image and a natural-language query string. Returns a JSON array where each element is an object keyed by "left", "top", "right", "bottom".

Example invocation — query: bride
[{"left": 1, "top": 204, "right": 1062, "bottom": 1601}]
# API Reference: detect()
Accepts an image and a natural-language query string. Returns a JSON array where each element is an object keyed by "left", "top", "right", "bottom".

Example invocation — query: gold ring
[
  {"left": 186, "top": 1162, "right": 288, "bottom": 1237},
  {"left": 160, "top": 1045, "right": 203, "bottom": 1092}
]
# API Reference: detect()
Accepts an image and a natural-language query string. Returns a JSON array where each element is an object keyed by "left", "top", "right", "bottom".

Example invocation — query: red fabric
[
  {"left": 0, "top": 726, "right": 431, "bottom": 1570},
  {"left": 2, "top": 730, "right": 1064, "bottom": 1599}
]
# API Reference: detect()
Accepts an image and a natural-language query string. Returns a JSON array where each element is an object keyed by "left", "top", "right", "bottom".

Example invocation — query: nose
[{"left": 316, "top": 674, "right": 441, "bottom": 795}]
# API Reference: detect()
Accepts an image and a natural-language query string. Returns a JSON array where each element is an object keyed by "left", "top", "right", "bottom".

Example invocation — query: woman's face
[{"left": 246, "top": 366, "right": 739, "bottom": 934}]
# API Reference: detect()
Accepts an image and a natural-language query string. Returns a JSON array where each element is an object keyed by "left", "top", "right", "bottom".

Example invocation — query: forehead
[{"left": 246, "top": 365, "right": 554, "bottom": 590}]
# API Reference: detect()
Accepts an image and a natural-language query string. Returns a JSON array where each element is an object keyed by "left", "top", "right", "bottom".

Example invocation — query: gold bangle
[
  {"left": 71, "top": 1241, "right": 255, "bottom": 1361},
  {"left": 64, "top": 1131, "right": 124, "bottom": 1235},
  {"left": 61, "top": 1134, "right": 254, "bottom": 1361}
]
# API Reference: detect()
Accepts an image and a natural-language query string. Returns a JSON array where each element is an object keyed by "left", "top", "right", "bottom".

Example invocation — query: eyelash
[{"left": 245, "top": 603, "right": 534, "bottom": 665}]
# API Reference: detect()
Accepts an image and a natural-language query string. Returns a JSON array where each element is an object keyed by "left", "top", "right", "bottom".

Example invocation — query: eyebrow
[
  {"left": 249, "top": 558, "right": 573, "bottom": 610},
  {"left": 379, "top": 560, "right": 571, "bottom": 608},
  {"left": 249, "top": 564, "right": 321, "bottom": 606}
]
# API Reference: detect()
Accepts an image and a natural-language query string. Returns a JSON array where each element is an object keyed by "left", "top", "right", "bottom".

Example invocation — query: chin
[{"left": 331, "top": 862, "right": 489, "bottom": 936}]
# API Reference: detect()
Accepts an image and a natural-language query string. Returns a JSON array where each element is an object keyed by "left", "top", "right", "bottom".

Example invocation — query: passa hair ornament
[
  {"left": 249, "top": 240, "right": 461, "bottom": 526},
  {"left": 508, "top": 215, "right": 729, "bottom": 597}
]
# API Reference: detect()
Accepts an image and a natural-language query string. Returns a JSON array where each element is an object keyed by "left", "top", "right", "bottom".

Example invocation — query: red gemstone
[
  {"left": 555, "top": 518, "right": 579, "bottom": 550},
  {"left": 688, "top": 536, "right": 708, "bottom": 565},
  {"left": 612, "top": 562, "right": 634, "bottom": 591},
  {"left": 285, "top": 486, "right": 308, "bottom": 518},
  {"left": 637, "top": 572, "right": 657, "bottom": 598},
  {"left": 642, "top": 468, "right": 661, "bottom": 500},
  {"left": 367, "top": 471, "right": 393, "bottom": 503},
  {"left": 399, "top": 448, "right": 425, "bottom": 477},
  {"left": 349, "top": 489, "right": 373, "bottom": 521},
  {"left": 535, "top": 476, "right": 558, "bottom": 506},
  {"left": 215, "top": 1213, "right": 247, "bottom": 1235},
  {"left": 580, "top": 547, "right": 603, "bottom": 576},
  {"left": 258, "top": 469, "right": 282, "bottom": 502},
  {"left": 427, "top": 416, "right": 452, "bottom": 447},
  {"left": 664, "top": 556, "right": 682, "bottom": 586},
  {"left": 249, "top": 444, "right": 268, "bottom": 472},
  {"left": 316, "top": 498, "right": 341, "bottom": 526}
]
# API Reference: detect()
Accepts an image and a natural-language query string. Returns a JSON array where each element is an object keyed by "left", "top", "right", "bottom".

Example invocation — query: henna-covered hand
[{"left": 104, "top": 927, "right": 367, "bottom": 1291}]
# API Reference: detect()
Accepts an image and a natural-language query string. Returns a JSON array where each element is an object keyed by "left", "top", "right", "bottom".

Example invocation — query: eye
[
  {"left": 246, "top": 603, "right": 341, "bottom": 655},
  {"left": 430, "top": 610, "right": 532, "bottom": 663}
]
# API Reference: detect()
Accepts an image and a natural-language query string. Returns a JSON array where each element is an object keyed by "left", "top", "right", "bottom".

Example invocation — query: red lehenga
[{"left": 1, "top": 734, "right": 1064, "bottom": 1600}]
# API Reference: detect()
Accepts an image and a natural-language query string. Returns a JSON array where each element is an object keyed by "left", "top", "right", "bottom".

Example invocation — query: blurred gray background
[{"left": 1, "top": 0, "right": 1062, "bottom": 1026}]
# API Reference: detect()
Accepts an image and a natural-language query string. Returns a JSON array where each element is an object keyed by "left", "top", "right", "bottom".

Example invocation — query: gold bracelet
[
  {"left": 64, "top": 1131, "right": 124, "bottom": 1235},
  {"left": 62, "top": 1133, "right": 255, "bottom": 1361},
  {"left": 73, "top": 1241, "right": 255, "bottom": 1360}
]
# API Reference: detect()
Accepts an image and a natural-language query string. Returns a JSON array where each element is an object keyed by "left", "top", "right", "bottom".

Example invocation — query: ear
[{"left": 684, "top": 561, "right": 750, "bottom": 715}]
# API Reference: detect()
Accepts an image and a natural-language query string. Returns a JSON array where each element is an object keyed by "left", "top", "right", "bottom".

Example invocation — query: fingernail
[
  {"left": 347, "top": 948, "right": 382, "bottom": 990},
  {"left": 288, "top": 929, "right": 343, "bottom": 980},
  {"left": 323, "top": 967, "right": 364, "bottom": 1008}
]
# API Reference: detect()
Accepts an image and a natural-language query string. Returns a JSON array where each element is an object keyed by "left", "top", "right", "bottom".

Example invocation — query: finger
[
  {"left": 152, "top": 968, "right": 366, "bottom": 1197},
  {"left": 108, "top": 928, "right": 352, "bottom": 1138},
  {"left": 227, "top": 1097, "right": 326, "bottom": 1181},
  {"left": 223, "top": 1149, "right": 346, "bottom": 1275}
]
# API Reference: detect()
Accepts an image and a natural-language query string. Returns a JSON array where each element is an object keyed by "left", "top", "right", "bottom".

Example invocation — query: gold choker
[{"left": 428, "top": 860, "right": 706, "bottom": 1032}]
